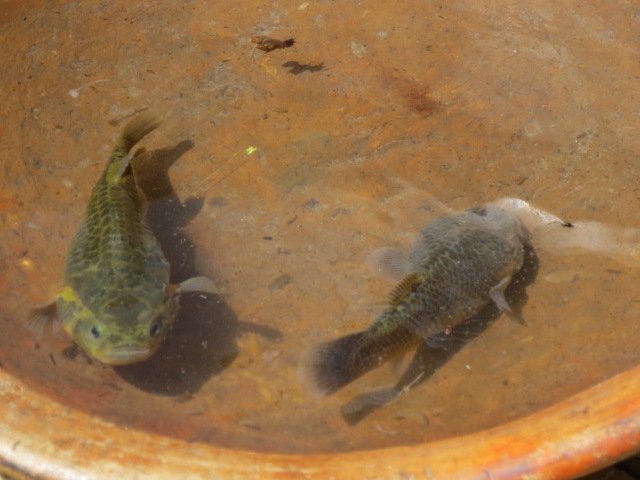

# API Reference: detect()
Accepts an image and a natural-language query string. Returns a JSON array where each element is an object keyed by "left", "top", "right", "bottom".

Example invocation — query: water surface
[{"left": 1, "top": 0, "right": 639, "bottom": 454}]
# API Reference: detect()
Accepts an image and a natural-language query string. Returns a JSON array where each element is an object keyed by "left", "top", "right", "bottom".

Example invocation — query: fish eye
[
  {"left": 90, "top": 326, "right": 101, "bottom": 339},
  {"left": 149, "top": 322, "right": 160, "bottom": 337}
]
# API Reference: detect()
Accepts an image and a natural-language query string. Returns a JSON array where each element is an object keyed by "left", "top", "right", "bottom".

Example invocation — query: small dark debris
[
  {"left": 62, "top": 344, "right": 92, "bottom": 364},
  {"left": 208, "top": 196, "right": 227, "bottom": 207},
  {"left": 62, "top": 345, "right": 80, "bottom": 360},
  {"left": 268, "top": 273, "right": 293, "bottom": 291},
  {"left": 605, "top": 269, "right": 624, "bottom": 275},
  {"left": 305, "top": 198, "right": 320, "bottom": 209},
  {"left": 332, "top": 207, "right": 350, "bottom": 217},
  {"left": 240, "top": 420, "right": 262, "bottom": 430},
  {"left": 251, "top": 36, "right": 295, "bottom": 53}
]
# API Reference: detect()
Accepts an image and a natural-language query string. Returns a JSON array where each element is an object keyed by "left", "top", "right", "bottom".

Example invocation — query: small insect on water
[{"left": 252, "top": 36, "right": 296, "bottom": 52}]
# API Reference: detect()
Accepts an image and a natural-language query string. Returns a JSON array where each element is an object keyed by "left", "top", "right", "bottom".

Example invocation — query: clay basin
[
  {"left": 2, "top": 0, "right": 640, "bottom": 477},
  {"left": 0, "top": 364, "right": 639, "bottom": 479}
]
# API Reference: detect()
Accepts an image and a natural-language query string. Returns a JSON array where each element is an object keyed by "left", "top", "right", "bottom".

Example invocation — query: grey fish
[{"left": 298, "top": 205, "right": 527, "bottom": 397}]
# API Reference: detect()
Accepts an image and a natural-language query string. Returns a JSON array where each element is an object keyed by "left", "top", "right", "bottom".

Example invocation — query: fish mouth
[{"left": 101, "top": 344, "right": 152, "bottom": 365}]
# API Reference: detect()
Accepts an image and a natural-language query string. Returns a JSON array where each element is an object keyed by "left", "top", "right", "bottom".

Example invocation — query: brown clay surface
[{"left": 1, "top": 0, "right": 640, "bottom": 454}]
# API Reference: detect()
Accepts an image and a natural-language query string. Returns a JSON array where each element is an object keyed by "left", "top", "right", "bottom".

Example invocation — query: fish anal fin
[
  {"left": 26, "top": 299, "right": 59, "bottom": 337},
  {"left": 388, "top": 272, "right": 421, "bottom": 306}
]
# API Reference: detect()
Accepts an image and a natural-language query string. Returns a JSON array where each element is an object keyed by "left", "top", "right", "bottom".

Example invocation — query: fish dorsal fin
[
  {"left": 123, "top": 147, "right": 149, "bottom": 181},
  {"left": 111, "top": 151, "right": 135, "bottom": 180},
  {"left": 110, "top": 147, "right": 150, "bottom": 182},
  {"left": 388, "top": 272, "right": 421, "bottom": 306}
]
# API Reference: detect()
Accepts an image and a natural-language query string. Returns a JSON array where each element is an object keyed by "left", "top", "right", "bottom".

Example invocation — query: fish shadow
[
  {"left": 114, "top": 141, "right": 281, "bottom": 396},
  {"left": 282, "top": 61, "right": 325, "bottom": 75},
  {"left": 341, "top": 242, "right": 540, "bottom": 425}
]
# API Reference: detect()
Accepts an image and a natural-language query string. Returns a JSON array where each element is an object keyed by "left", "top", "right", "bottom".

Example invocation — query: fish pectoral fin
[
  {"left": 489, "top": 275, "right": 512, "bottom": 312},
  {"left": 177, "top": 276, "right": 219, "bottom": 295},
  {"left": 366, "top": 247, "right": 408, "bottom": 281},
  {"left": 26, "top": 299, "right": 59, "bottom": 337},
  {"left": 489, "top": 276, "right": 526, "bottom": 325},
  {"left": 388, "top": 272, "right": 421, "bottom": 306}
]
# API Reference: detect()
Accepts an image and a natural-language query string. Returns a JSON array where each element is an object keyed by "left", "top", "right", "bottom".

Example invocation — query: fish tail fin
[
  {"left": 298, "top": 332, "right": 370, "bottom": 397},
  {"left": 298, "top": 327, "right": 418, "bottom": 397},
  {"left": 119, "top": 111, "right": 162, "bottom": 153},
  {"left": 104, "top": 111, "right": 162, "bottom": 182}
]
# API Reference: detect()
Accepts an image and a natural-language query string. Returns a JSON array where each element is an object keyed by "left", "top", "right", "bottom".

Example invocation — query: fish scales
[
  {"left": 299, "top": 206, "right": 526, "bottom": 397},
  {"left": 398, "top": 213, "right": 523, "bottom": 338},
  {"left": 64, "top": 164, "right": 168, "bottom": 317}
]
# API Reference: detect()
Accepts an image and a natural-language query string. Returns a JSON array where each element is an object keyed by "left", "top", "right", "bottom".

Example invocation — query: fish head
[{"left": 58, "top": 287, "right": 179, "bottom": 365}]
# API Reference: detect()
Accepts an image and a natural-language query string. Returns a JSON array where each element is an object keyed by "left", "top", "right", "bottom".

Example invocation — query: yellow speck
[
  {"left": 19, "top": 258, "right": 34, "bottom": 270},
  {"left": 245, "top": 146, "right": 258, "bottom": 155}
]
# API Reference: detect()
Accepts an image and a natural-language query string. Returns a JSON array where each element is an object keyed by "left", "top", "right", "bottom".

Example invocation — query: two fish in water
[{"left": 27, "top": 112, "right": 570, "bottom": 402}]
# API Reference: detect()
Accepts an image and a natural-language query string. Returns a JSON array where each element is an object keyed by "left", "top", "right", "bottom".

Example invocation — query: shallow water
[{"left": 1, "top": 0, "right": 640, "bottom": 454}]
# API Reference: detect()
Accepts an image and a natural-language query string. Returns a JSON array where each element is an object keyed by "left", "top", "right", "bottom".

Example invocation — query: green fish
[
  {"left": 28, "top": 111, "right": 217, "bottom": 365},
  {"left": 298, "top": 205, "right": 527, "bottom": 397}
]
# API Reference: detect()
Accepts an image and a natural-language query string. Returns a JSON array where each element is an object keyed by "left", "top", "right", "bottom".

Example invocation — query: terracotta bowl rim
[{"left": 1, "top": 364, "right": 639, "bottom": 480}]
